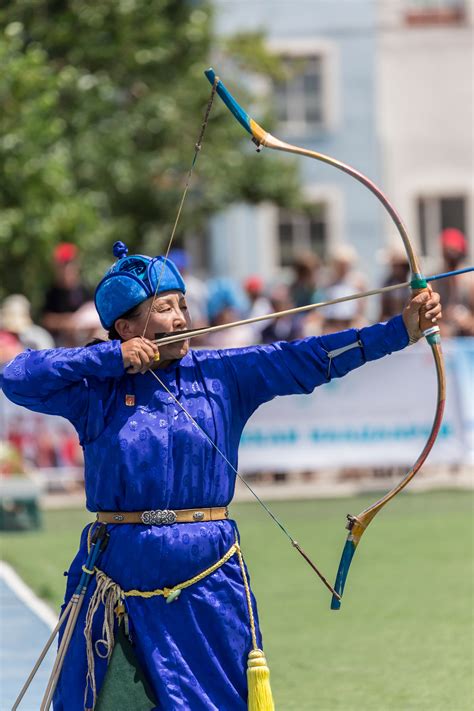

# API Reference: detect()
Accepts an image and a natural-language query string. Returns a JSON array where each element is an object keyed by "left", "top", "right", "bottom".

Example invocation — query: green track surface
[{"left": 2, "top": 491, "right": 473, "bottom": 710}]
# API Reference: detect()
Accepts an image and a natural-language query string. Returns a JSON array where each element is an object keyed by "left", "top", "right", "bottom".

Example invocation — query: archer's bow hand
[{"left": 402, "top": 288, "right": 442, "bottom": 344}]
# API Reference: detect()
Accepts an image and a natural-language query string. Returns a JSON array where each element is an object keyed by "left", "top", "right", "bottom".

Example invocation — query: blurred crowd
[
  {"left": 0, "top": 231, "right": 471, "bottom": 481},
  {"left": 0, "top": 229, "right": 472, "bottom": 366}
]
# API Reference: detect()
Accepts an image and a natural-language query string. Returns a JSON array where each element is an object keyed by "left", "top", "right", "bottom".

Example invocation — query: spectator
[
  {"left": 243, "top": 275, "right": 272, "bottom": 342},
  {"left": 42, "top": 242, "right": 90, "bottom": 345},
  {"left": 261, "top": 284, "right": 304, "bottom": 344},
  {"left": 323, "top": 245, "right": 367, "bottom": 327},
  {"left": 436, "top": 228, "right": 472, "bottom": 337},
  {"left": 0, "top": 331, "right": 23, "bottom": 365},
  {"left": 321, "top": 285, "right": 360, "bottom": 334},
  {"left": 379, "top": 246, "right": 411, "bottom": 321},
  {"left": 457, "top": 278, "right": 474, "bottom": 336},
  {"left": 289, "top": 252, "right": 321, "bottom": 308},
  {"left": 0, "top": 294, "right": 54, "bottom": 351},
  {"left": 70, "top": 301, "right": 106, "bottom": 346},
  {"left": 206, "top": 278, "right": 253, "bottom": 348}
]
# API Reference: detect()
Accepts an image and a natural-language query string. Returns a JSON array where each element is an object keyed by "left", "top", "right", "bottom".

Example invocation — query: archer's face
[{"left": 123, "top": 291, "right": 191, "bottom": 362}]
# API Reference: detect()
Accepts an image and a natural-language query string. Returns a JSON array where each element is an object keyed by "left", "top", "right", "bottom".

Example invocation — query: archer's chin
[
  {"left": 168, "top": 341, "right": 190, "bottom": 360},
  {"left": 179, "top": 340, "right": 190, "bottom": 357}
]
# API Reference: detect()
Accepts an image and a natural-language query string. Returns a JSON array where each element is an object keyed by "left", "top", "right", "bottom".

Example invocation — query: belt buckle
[{"left": 141, "top": 509, "right": 177, "bottom": 525}]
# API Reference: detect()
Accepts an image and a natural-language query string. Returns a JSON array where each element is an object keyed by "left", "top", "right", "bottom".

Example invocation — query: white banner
[{"left": 239, "top": 339, "right": 470, "bottom": 470}]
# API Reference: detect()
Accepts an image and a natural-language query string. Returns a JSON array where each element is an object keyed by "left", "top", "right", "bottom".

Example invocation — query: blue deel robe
[{"left": 1, "top": 316, "right": 408, "bottom": 710}]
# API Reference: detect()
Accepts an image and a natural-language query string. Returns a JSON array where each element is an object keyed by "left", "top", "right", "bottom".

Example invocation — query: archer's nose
[{"left": 173, "top": 310, "right": 187, "bottom": 330}]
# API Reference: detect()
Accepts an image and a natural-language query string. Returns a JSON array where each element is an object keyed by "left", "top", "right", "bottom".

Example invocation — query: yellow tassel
[{"left": 247, "top": 649, "right": 275, "bottom": 711}]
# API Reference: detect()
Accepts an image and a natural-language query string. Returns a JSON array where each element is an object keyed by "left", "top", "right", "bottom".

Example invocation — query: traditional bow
[{"left": 204, "top": 68, "right": 447, "bottom": 610}]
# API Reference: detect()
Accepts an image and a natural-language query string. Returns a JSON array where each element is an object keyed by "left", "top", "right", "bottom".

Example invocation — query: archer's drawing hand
[
  {"left": 402, "top": 288, "right": 442, "bottom": 343},
  {"left": 121, "top": 337, "right": 160, "bottom": 374}
]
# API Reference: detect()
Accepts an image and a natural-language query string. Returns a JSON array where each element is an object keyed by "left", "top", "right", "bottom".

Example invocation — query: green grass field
[{"left": 2, "top": 491, "right": 473, "bottom": 710}]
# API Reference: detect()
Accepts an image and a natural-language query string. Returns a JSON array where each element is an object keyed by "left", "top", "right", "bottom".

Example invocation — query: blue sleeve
[
  {"left": 1, "top": 341, "right": 125, "bottom": 438},
  {"left": 220, "top": 315, "right": 408, "bottom": 421}
]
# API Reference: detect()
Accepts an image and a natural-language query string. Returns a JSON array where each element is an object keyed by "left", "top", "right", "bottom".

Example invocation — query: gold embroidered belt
[{"left": 96, "top": 506, "right": 229, "bottom": 525}]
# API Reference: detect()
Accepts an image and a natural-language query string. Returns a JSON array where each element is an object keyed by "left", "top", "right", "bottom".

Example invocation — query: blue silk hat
[{"left": 95, "top": 241, "right": 186, "bottom": 329}]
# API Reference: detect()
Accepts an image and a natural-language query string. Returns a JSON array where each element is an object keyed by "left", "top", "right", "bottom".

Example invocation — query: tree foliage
[{"left": 0, "top": 1, "right": 301, "bottom": 310}]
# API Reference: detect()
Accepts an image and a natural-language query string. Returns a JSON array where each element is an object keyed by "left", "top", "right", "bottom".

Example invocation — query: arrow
[{"left": 153, "top": 266, "right": 472, "bottom": 346}]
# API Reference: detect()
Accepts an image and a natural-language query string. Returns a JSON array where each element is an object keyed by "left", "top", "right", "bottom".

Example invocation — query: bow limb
[
  {"left": 205, "top": 68, "right": 447, "bottom": 609},
  {"left": 331, "top": 341, "right": 445, "bottom": 608}
]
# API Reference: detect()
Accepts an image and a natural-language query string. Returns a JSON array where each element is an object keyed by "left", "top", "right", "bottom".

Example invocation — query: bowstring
[
  {"left": 149, "top": 369, "right": 292, "bottom": 539},
  {"left": 147, "top": 368, "right": 339, "bottom": 599},
  {"left": 141, "top": 76, "right": 218, "bottom": 339},
  {"left": 142, "top": 77, "right": 338, "bottom": 598}
]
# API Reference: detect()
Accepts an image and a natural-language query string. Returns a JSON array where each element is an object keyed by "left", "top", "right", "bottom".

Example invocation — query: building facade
[
  {"left": 192, "top": 0, "right": 472, "bottom": 288},
  {"left": 377, "top": 0, "right": 473, "bottom": 270},
  {"left": 205, "top": 0, "right": 382, "bottom": 285}
]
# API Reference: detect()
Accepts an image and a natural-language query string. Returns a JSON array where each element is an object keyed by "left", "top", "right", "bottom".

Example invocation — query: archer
[{"left": 2, "top": 240, "right": 441, "bottom": 710}]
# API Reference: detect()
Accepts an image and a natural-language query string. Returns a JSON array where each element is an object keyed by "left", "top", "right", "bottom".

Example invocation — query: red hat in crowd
[
  {"left": 440, "top": 228, "right": 467, "bottom": 254},
  {"left": 54, "top": 242, "right": 78, "bottom": 263},
  {"left": 244, "top": 275, "right": 263, "bottom": 295}
]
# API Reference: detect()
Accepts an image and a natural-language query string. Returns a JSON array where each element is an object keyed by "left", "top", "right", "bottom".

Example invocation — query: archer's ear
[{"left": 114, "top": 318, "right": 134, "bottom": 340}]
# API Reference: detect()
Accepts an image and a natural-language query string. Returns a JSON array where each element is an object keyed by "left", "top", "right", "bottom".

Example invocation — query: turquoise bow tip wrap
[
  {"left": 330, "top": 538, "right": 356, "bottom": 610},
  {"left": 205, "top": 68, "right": 253, "bottom": 135}
]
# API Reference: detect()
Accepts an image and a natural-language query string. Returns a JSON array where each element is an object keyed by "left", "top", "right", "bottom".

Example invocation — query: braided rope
[
  {"left": 90, "top": 542, "right": 238, "bottom": 601},
  {"left": 235, "top": 542, "right": 258, "bottom": 651},
  {"left": 123, "top": 543, "right": 238, "bottom": 598}
]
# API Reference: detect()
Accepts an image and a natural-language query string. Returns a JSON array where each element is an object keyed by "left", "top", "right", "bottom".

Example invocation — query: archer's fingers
[
  {"left": 127, "top": 348, "right": 154, "bottom": 374},
  {"left": 138, "top": 337, "right": 158, "bottom": 358},
  {"left": 126, "top": 360, "right": 142, "bottom": 374},
  {"left": 138, "top": 339, "right": 160, "bottom": 373},
  {"left": 137, "top": 350, "right": 154, "bottom": 374},
  {"left": 407, "top": 289, "right": 431, "bottom": 312},
  {"left": 134, "top": 338, "right": 156, "bottom": 373},
  {"left": 142, "top": 338, "right": 160, "bottom": 373},
  {"left": 424, "top": 290, "right": 442, "bottom": 322}
]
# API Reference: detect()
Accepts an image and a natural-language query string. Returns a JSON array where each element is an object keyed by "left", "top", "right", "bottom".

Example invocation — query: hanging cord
[
  {"left": 147, "top": 368, "right": 340, "bottom": 600},
  {"left": 141, "top": 76, "right": 218, "bottom": 339},
  {"left": 236, "top": 542, "right": 258, "bottom": 651},
  {"left": 84, "top": 570, "right": 122, "bottom": 710}
]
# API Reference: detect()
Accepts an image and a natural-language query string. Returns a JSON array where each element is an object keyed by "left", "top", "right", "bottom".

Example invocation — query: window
[
  {"left": 274, "top": 56, "right": 325, "bottom": 130},
  {"left": 278, "top": 205, "right": 327, "bottom": 267},
  {"left": 417, "top": 195, "right": 467, "bottom": 255},
  {"left": 404, "top": 0, "right": 465, "bottom": 25}
]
